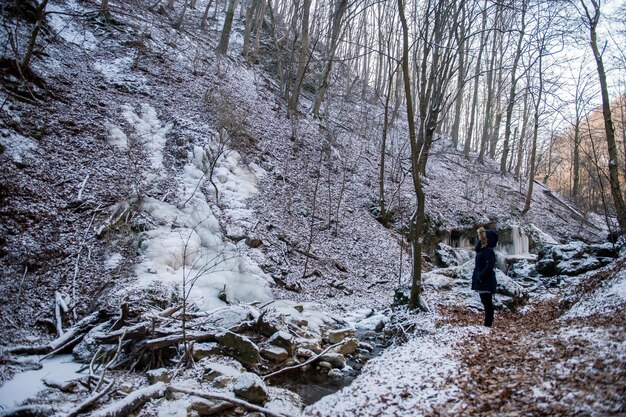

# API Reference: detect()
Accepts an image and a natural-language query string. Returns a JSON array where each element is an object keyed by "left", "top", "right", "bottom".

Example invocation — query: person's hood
[{"left": 486, "top": 230, "right": 499, "bottom": 248}]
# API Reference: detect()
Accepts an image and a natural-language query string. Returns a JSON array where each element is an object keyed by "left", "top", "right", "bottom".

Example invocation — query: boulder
[
  {"left": 206, "top": 306, "right": 258, "bottom": 330},
  {"left": 232, "top": 372, "right": 269, "bottom": 404},
  {"left": 296, "top": 338, "right": 322, "bottom": 353},
  {"left": 337, "top": 338, "right": 359, "bottom": 356},
  {"left": 422, "top": 272, "right": 453, "bottom": 290},
  {"left": 589, "top": 242, "right": 618, "bottom": 258},
  {"left": 435, "top": 243, "right": 460, "bottom": 267},
  {"left": 260, "top": 346, "right": 289, "bottom": 362},
  {"left": 201, "top": 361, "right": 242, "bottom": 383},
  {"left": 326, "top": 328, "right": 356, "bottom": 344},
  {"left": 188, "top": 397, "right": 234, "bottom": 416},
  {"left": 268, "top": 331, "right": 296, "bottom": 355},
  {"left": 215, "top": 330, "right": 260, "bottom": 367},
  {"left": 192, "top": 342, "right": 221, "bottom": 361},
  {"left": 265, "top": 387, "right": 303, "bottom": 417},
  {"left": 319, "top": 352, "right": 346, "bottom": 369},
  {"left": 146, "top": 368, "right": 173, "bottom": 384},
  {"left": 557, "top": 257, "right": 601, "bottom": 276}
]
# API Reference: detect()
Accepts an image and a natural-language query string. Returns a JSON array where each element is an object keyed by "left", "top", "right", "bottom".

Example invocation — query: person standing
[{"left": 471, "top": 227, "right": 498, "bottom": 327}]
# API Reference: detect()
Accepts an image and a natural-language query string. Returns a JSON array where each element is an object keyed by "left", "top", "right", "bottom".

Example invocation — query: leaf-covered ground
[{"left": 306, "top": 260, "right": 626, "bottom": 417}]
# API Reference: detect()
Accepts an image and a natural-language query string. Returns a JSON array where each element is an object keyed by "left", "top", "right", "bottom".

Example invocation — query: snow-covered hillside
[{"left": 0, "top": 0, "right": 623, "bottom": 416}]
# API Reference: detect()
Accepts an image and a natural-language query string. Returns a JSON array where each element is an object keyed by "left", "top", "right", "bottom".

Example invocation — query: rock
[
  {"left": 589, "top": 242, "right": 618, "bottom": 258},
  {"left": 496, "top": 271, "right": 527, "bottom": 305},
  {"left": 260, "top": 346, "right": 289, "bottom": 362},
  {"left": 265, "top": 387, "right": 303, "bottom": 417},
  {"left": 207, "top": 306, "right": 258, "bottom": 330},
  {"left": 537, "top": 242, "right": 604, "bottom": 276},
  {"left": 268, "top": 331, "right": 296, "bottom": 355},
  {"left": 232, "top": 372, "right": 269, "bottom": 404},
  {"left": 507, "top": 260, "right": 538, "bottom": 279},
  {"left": 296, "top": 347, "right": 315, "bottom": 359},
  {"left": 326, "top": 328, "right": 356, "bottom": 344},
  {"left": 337, "top": 338, "right": 359, "bottom": 355},
  {"left": 319, "top": 352, "right": 346, "bottom": 369},
  {"left": 245, "top": 237, "right": 263, "bottom": 248},
  {"left": 294, "top": 304, "right": 304, "bottom": 313},
  {"left": 188, "top": 397, "right": 234, "bottom": 416},
  {"left": 423, "top": 272, "right": 453, "bottom": 290},
  {"left": 556, "top": 257, "right": 601, "bottom": 276},
  {"left": 215, "top": 330, "right": 260, "bottom": 367},
  {"left": 146, "top": 368, "right": 173, "bottom": 384},
  {"left": 535, "top": 257, "right": 557, "bottom": 276},
  {"left": 328, "top": 368, "right": 343, "bottom": 378},
  {"left": 358, "top": 342, "right": 374, "bottom": 352},
  {"left": 192, "top": 342, "right": 221, "bottom": 361},
  {"left": 212, "top": 376, "right": 234, "bottom": 389},
  {"left": 435, "top": 243, "right": 461, "bottom": 267},
  {"left": 317, "top": 361, "right": 333, "bottom": 370},
  {"left": 257, "top": 312, "right": 280, "bottom": 337},
  {"left": 200, "top": 361, "right": 242, "bottom": 383},
  {"left": 297, "top": 338, "right": 322, "bottom": 353}
]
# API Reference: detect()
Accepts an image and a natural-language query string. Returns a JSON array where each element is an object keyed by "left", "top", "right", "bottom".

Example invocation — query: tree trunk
[
  {"left": 312, "top": 0, "right": 348, "bottom": 118},
  {"left": 582, "top": 0, "right": 626, "bottom": 232},
  {"left": 217, "top": 0, "right": 239, "bottom": 55},
  {"left": 500, "top": 0, "right": 527, "bottom": 174},
  {"left": 242, "top": 0, "right": 259, "bottom": 58},
  {"left": 464, "top": 1, "right": 488, "bottom": 159},
  {"left": 22, "top": 0, "right": 49, "bottom": 71},
  {"left": 398, "top": 0, "right": 425, "bottom": 311},
  {"left": 288, "top": 0, "right": 312, "bottom": 114},
  {"left": 200, "top": 0, "right": 215, "bottom": 30},
  {"left": 451, "top": 4, "right": 466, "bottom": 150}
]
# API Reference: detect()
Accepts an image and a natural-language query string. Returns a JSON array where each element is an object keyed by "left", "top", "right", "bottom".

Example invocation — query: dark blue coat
[{"left": 471, "top": 230, "right": 498, "bottom": 294}]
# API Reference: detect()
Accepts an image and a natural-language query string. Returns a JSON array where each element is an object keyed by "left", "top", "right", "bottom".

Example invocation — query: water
[{"left": 267, "top": 334, "right": 388, "bottom": 405}]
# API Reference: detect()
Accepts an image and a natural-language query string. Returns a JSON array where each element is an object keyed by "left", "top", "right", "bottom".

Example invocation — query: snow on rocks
[
  {"left": 536, "top": 241, "right": 612, "bottom": 277},
  {"left": 562, "top": 267, "right": 626, "bottom": 319},
  {"left": 304, "top": 325, "right": 484, "bottom": 417},
  {"left": 232, "top": 372, "right": 269, "bottom": 404},
  {"left": 0, "top": 130, "right": 39, "bottom": 165}
]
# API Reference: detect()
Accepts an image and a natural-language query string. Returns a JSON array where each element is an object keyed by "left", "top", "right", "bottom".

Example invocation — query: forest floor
[{"left": 305, "top": 260, "right": 626, "bottom": 417}]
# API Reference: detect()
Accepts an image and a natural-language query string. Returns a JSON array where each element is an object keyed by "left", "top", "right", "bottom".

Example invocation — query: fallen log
[
  {"left": 91, "top": 382, "right": 166, "bottom": 417},
  {"left": 6, "top": 311, "right": 105, "bottom": 356},
  {"left": 93, "top": 321, "right": 151, "bottom": 344},
  {"left": 145, "top": 331, "right": 217, "bottom": 350},
  {"left": 0, "top": 405, "right": 55, "bottom": 417},
  {"left": 167, "top": 386, "right": 291, "bottom": 417}
]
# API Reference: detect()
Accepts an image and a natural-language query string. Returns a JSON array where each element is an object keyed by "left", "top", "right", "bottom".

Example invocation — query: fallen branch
[
  {"left": 65, "top": 379, "right": 115, "bottom": 417},
  {"left": 7, "top": 311, "right": 104, "bottom": 356},
  {"left": 91, "top": 382, "right": 166, "bottom": 417},
  {"left": 167, "top": 386, "right": 290, "bottom": 417},
  {"left": 54, "top": 291, "right": 69, "bottom": 337},
  {"left": 262, "top": 341, "right": 344, "bottom": 380}
]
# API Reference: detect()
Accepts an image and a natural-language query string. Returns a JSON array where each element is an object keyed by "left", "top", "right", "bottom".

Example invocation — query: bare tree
[
  {"left": 217, "top": 0, "right": 239, "bottom": 55},
  {"left": 579, "top": 0, "right": 626, "bottom": 232}
]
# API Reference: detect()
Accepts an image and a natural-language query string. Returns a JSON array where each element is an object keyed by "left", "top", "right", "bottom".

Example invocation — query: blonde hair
[{"left": 477, "top": 227, "right": 488, "bottom": 248}]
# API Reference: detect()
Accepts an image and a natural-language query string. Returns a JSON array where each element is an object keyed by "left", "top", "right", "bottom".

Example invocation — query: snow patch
[
  {"left": 562, "top": 269, "right": 626, "bottom": 319},
  {"left": 0, "top": 130, "right": 38, "bottom": 164},
  {"left": 108, "top": 105, "right": 273, "bottom": 310},
  {"left": 0, "top": 355, "right": 82, "bottom": 408}
]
